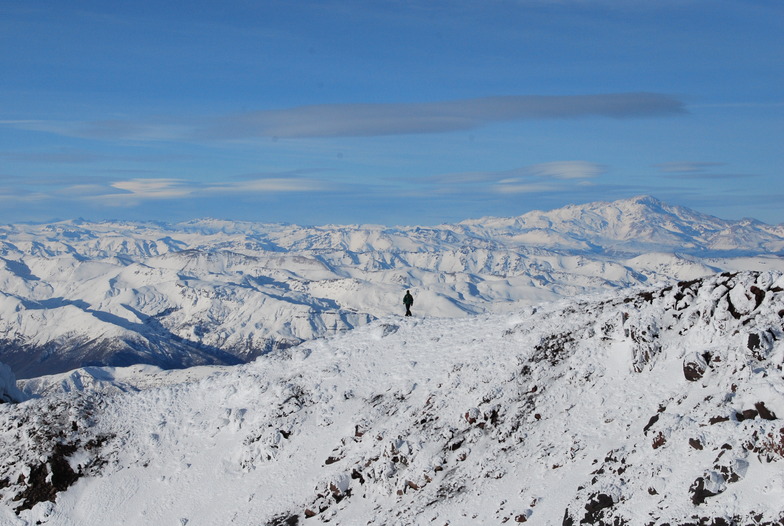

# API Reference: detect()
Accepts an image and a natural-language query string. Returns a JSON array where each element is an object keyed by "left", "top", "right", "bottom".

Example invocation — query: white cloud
[
  {"left": 205, "top": 177, "right": 328, "bottom": 194},
  {"left": 492, "top": 183, "right": 559, "bottom": 194},
  {"left": 428, "top": 161, "right": 605, "bottom": 192},
  {"left": 527, "top": 161, "right": 605, "bottom": 179},
  {"left": 110, "top": 179, "right": 194, "bottom": 199},
  {"left": 417, "top": 160, "right": 607, "bottom": 197},
  {"left": 64, "top": 175, "right": 332, "bottom": 206}
]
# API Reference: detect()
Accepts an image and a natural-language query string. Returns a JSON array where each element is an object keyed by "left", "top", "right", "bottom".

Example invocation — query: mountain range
[{"left": 1, "top": 195, "right": 783, "bottom": 378}]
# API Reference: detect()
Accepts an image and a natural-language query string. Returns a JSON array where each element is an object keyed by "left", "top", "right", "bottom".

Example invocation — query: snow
[
  {"left": 2, "top": 196, "right": 784, "bottom": 379},
  {"left": 1, "top": 270, "right": 783, "bottom": 524},
  {"left": 0, "top": 361, "right": 26, "bottom": 404},
  {"left": 1, "top": 196, "right": 784, "bottom": 523},
  {"left": 17, "top": 364, "right": 224, "bottom": 397}
]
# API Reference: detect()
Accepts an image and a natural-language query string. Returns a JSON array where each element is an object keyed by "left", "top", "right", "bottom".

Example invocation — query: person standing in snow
[{"left": 403, "top": 290, "right": 414, "bottom": 316}]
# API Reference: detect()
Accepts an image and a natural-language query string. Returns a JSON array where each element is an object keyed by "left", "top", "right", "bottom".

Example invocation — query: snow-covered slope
[
  {"left": 1, "top": 271, "right": 783, "bottom": 524},
  {"left": 1, "top": 196, "right": 783, "bottom": 378},
  {"left": 0, "top": 362, "right": 26, "bottom": 404}
]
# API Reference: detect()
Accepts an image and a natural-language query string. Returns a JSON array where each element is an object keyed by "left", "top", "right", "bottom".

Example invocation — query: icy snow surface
[
  {"left": 1, "top": 196, "right": 784, "bottom": 378},
  {"left": 1, "top": 270, "right": 783, "bottom": 525}
]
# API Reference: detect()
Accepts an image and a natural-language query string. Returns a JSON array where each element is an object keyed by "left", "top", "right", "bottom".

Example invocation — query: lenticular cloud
[
  {"left": 5, "top": 93, "right": 685, "bottom": 142},
  {"left": 203, "top": 92, "right": 686, "bottom": 139}
]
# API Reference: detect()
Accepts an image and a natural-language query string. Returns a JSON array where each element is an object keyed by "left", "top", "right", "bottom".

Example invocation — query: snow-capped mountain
[
  {"left": 462, "top": 195, "right": 784, "bottom": 254},
  {"left": 1, "top": 196, "right": 783, "bottom": 378},
  {"left": 1, "top": 271, "right": 782, "bottom": 524}
]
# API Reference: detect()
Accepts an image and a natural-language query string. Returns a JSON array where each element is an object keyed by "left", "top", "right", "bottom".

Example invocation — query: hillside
[
  {"left": 1, "top": 196, "right": 783, "bottom": 378},
  {"left": 1, "top": 270, "right": 783, "bottom": 525}
]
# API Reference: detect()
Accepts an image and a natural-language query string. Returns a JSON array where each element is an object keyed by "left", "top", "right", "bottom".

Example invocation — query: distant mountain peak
[{"left": 625, "top": 194, "right": 663, "bottom": 206}]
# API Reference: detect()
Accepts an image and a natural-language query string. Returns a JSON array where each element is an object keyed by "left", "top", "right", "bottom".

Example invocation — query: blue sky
[{"left": 1, "top": 0, "right": 782, "bottom": 226}]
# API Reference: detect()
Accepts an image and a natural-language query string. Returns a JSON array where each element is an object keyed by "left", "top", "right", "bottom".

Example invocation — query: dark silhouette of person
[{"left": 403, "top": 290, "right": 414, "bottom": 316}]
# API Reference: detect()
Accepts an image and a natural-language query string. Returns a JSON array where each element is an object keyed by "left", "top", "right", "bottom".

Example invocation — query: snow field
[{"left": 1, "top": 270, "right": 782, "bottom": 524}]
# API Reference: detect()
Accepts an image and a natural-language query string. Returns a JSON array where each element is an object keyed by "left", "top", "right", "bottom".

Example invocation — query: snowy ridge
[
  {"left": 460, "top": 196, "right": 784, "bottom": 254},
  {"left": 1, "top": 196, "right": 783, "bottom": 378},
  {"left": 1, "top": 270, "right": 783, "bottom": 524},
  {"left": 17, "top": 364, "right": 221, "bottom": 397}
]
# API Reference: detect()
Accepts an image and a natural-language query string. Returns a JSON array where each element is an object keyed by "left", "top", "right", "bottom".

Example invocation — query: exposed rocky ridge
[{"left": 1, "top": 270, "right": 782, "bottom": 524}]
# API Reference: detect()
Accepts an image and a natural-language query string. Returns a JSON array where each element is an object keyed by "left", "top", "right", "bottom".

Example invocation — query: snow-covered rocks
[
  {"left": 1, "top": 270, "right": 782, "bottom": 524},
  {"left": 0, "top": 361, "right": 26, "bottom": 404}
]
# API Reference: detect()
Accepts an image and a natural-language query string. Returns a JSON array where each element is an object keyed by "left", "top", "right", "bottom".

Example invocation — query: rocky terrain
[{"left": 1, "top": 270, "right": 782, "bottom": 524}]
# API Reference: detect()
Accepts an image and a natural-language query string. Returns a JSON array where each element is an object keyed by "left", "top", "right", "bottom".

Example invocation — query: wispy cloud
[
  {"left": 421, "top": 160, "right": 605, "bottom": 196},
  {"left": 492, "top": 161, "right": 603, "bottom": 194},
  {"left": 203, "top": 93, "right": 686, "bottom": 139},
  {"left": 426, "top": 161, "right": 604, "bottom": 185},
  {"left": 108, "top": 179, "right": 195, "bottom": 200},
  {"left": 205, "top": 176, "right": 329, "bottom": 194},
  {"left": 1, "top": 147, "right": 193, "bottom": 165},
  {"left": 526, "top": 161, "right": 606, "bottom": 180},
  {"left": 0, "top": 172, "right": 332, "bottom": 207},
  {"left": 80, "top": 175, "right": 330, "bottom": 206},
  {"left": 2, "top": 148, "right": 105, "bottom": 164},
  {"left": 671, "top": 172, "right": 760, "bottom": 181},
  {"left": 9, "top": 119, "right": 192, "bottom": 143},
  {"left": 655, "top": 161, "right": 759, "bottom": 180},
  {"left": 492, "top": 183, "right": 560, "bottom": 195},
  {"left": 4, "top": 93, "right": 686, "bottom": 142},
  {"left": 655, "top": 162, "right": 725, "bottom": 173}
]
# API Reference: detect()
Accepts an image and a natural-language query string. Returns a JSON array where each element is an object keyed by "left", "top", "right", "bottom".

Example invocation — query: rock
[
  {"left": 13, "top": 443, "right": 80, "bottom": 513},
  {"left": 689, "top": 477, "right": 719, "bottom": 505},
  {"left": 749, "top": 285, "right": 766, "bottom": 309},
  {"left": 465, "top": 407, "right": 480, "bottom": 424},
  {"left": 268, "top": 514, "right": 299, "bottom": 526},
  {"left": 683, "top": 352, "right": 709, "bottom": 381},
  {"left": 582, "top": 493, "right": 614, "bottom": 523},
  {"left": 755, "top": 402, "right": 777, "bottom": 420},
  {"left": 643, "top": 414, "right": 659, "bottom": 434}
]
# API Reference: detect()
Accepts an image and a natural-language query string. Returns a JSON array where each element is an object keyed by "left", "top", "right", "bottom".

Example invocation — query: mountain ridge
[{"left": 1, "top": 270, "right": 782, "bottom": 524}]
